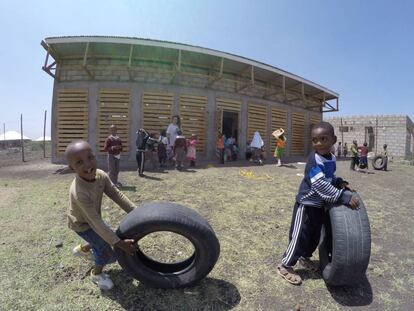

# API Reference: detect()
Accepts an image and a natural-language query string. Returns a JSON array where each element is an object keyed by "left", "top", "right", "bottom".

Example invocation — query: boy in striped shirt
[{"left": 277, "top": 121, "right": 359, "bottom": 285}]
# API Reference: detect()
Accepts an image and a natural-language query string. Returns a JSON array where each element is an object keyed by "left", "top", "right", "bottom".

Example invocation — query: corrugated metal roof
[{"left": 42, "top": 36, "right": 339, "bottom": 101}]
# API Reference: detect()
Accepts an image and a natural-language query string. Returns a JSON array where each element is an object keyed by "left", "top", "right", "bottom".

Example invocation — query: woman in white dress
[{"left": 166, "top": 115, "right": 181, "bottom": 161}]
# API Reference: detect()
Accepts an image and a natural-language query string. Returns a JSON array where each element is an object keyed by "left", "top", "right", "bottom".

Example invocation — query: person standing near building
[
  {"left": 217, "top": 132, "right": 225, "bottom": 164},
  {"left": 382, "top": 144, "right": 389, "bottom": 171},
  {"left": 358, "top": 142, "right": 369, "bottom": 169},
  {"left": 272, "top": 128, "right": 287, "bottom": 167},
  {"left": 173, "top": 131, "right": 187, "bottom": 170},
  {"left": 103, "top": 125, "right": 123, "bottom": 187},
  {"left": 343, "top": 142, "right": 348, "bottom": 158},
  {"left": 135, "top": 129, "right": 157, "bottom": 177},
  {"left": 350, "top": 140, "right": 359, "bottom": 171},
  {"left": 166, "top": 115, "right": 181, "bottom": 150},
  {"left": 337, "top": 142, "right": 342, "bottom": 159}
]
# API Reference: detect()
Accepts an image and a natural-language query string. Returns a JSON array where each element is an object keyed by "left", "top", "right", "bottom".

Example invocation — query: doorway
[
  {"left": 365, "top": 126, "right": 375, "bottom": 151},
  {"left": 222, "top": 111, "right": 239, "bottom": 141}
]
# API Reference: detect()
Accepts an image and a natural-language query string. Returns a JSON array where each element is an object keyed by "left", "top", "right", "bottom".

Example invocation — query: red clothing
[
  {"left": 358, "top": 145, "right": 368, "bottom": 156},
  {"left": 174, "top": 136, "right": 187, "bottom": 153},
  {"left": 104, "top": 135, "right": 123, "bottom": 155},
  {"left": 216, "top": 136, "right": 224, "bottom": 149}
]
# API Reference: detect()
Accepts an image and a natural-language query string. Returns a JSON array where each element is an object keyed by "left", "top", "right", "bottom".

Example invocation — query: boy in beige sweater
[{"left": 66, "top": 140, "right": 136, "bottom": 290}]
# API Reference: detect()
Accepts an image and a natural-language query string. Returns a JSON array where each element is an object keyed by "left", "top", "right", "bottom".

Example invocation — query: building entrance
[{"left": 222, "top": 111, "right": 239, "bottom": 141}]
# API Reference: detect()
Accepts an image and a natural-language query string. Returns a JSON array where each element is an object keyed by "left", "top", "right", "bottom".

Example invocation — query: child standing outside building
[
  {"left": 277, "top": 121, "right": 359, "bottom": 285},
  {"left": 173, "top": 131, "right": 187, "bottom": 170},
  {"left": 343, "top": 142, "right": 348, "bottom": 158},
  {"left": 272, "top": 128, "right": 287, "bottom": 167},
  {"left": 358, "top": 142, "right": 369, "bottom": 169},
  {"left": 216, "top": 132, "right": 225, "bottom": 164},
  {"left": 382, "top": 144, "right": 389, "bottom": 171},
  {"left": 103, "top": 125, "right": 123, "bottom": 187},
  {"left": 186, "top": 134, "right": 197, "bottom": 167},
  {"left": 158, "top": 129, "right": 168, "bottom": 167},
  {"left": 66, "top": 140, "right": 136, "bottom": 290},
  {"left": 350, "top": 140, "right": 359, "bottom": 171}
]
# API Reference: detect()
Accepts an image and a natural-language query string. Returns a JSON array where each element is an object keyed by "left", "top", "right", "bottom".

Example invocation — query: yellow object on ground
[{"left": 239, "top": 169, "right": 273, "bottom": 181}]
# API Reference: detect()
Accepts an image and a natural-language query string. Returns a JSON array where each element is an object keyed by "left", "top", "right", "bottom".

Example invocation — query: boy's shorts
[{"left": 76, "top": 229, "right": 117, "bottom": 266}]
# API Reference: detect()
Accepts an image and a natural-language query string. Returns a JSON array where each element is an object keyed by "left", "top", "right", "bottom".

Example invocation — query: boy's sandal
[
  {"left": 298, "top": 257, "right": 319, "bottom": 272},
  {"left": 277, "top": 264, "right": 302, "bottom": 285}
]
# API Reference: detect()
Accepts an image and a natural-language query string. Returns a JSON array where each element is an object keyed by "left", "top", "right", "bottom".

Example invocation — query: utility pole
[
  {"left": 20, "top": 114, "right": 25, "bottom": 162},
  {"left": 3, "top": 123, "right": 5, "bottom": 149},
  {"left": 375, "top": 118, "right": 378, "bottom": 155}
]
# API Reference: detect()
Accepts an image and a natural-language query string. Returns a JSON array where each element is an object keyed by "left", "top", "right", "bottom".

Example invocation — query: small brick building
[{"left": 324, "top": 115, "right": 414, "bottom": 160}]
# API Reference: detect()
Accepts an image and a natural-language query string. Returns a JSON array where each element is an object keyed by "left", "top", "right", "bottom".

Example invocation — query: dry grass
[{"left": 0, "top": 159, "right": 413, "bottom": 310}]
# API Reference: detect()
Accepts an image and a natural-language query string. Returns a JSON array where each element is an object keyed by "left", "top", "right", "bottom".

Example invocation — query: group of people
[
  {"left": 216, "top": 133, "right": 239, "bottom": 164},
  {"left": 331, "top": 140, "right": 389, "bottom": 171},
  {"left": 243, "top": 128, "right": 287, "bottom": 166},
  {"left": 103, "top": 115, "right": 199, "bottom": 185},
  {"left": 64, "top": 120, "right": 362, "bottom": 290}
]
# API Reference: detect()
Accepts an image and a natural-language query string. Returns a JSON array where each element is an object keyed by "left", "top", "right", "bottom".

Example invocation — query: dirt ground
[{"left": 0, "top": 153, "right": 413, "bottom": 310}]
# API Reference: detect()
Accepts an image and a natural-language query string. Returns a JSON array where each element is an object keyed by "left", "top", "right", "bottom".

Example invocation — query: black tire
[
  {"left": 319, "top": 192, "right": 371, "bottom": 286},
  {"left": 115, "top": 202, "right": 220, "bottom": 288},
  {"left": 372, "top": 155, "right": 386, "bottom": 170}
]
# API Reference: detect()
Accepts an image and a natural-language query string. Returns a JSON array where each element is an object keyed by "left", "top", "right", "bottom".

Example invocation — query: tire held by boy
[
  {"left": 115, "top": 202, "right": 220, "bottom": 288},
  {"left": 372, "top": 155, "right": 386, "bottom": 170},
  {"left": 319, "top": 191, "right": 371, "bottom": 286}
]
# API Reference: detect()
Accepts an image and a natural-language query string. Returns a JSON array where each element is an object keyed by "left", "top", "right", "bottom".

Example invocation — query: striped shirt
[{"left": 296, "top": 151, "right": 352, "bottom": 207}]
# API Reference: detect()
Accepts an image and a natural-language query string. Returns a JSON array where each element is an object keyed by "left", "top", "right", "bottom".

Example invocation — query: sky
[{"left": 0, "top": 0, "right": 413, "bottom": 139}]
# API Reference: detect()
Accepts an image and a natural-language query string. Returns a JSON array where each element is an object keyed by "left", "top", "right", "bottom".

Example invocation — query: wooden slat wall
[
  {"left": 247, "top": 102, "right": 267, "bottom": 148},
  {"left": 291, "top": 112, "right": 306, "bottom": 155},
  {"left": 270, "top": 108, "right": 288, "bottom": 153},
  {"left": 310, "top": 115, "right": 322, "bottom": 129},
  {"left": 216, "top": 98, "right": 241, "bottom": 112},
  {"left": 56, "top": 89, "right": 89, "bottom": 155},
  {"left": 97, "top": 89, "right": 130, "bottom": 154},
  {"left": 180, "top": 94, "right": 207, "bottom": 153},
  {"left": 142, "top": 92, "right": 173, "bottom": 134}
]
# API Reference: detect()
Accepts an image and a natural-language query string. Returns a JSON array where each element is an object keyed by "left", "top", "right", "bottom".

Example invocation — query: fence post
[
  {"left": 20, "top": 114, "right": 25, "bottom": 162},
  {"left": 43, "top": 110, "right": 47, "bottom": 158}
]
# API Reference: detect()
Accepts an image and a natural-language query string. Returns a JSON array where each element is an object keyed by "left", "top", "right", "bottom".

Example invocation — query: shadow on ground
[
  {"left": 104, "top": 270, "right": 241, "bottom": 311},
  {"left": 327, "top": 277, "right": 373, "bottom": 307}
]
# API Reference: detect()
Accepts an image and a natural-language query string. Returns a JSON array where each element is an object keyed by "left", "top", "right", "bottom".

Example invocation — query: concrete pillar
[
  {"left": 240, "top": 98, "right": 248, "bottom": 157},
  {"left": 206, "top": 90, "right": 216, "bottom": 159},
  {"left": 266, "top": 102, "right": 272, "bottom": 160},
  {"left": 129, "top": 85, "right": 141, "bottom": 161},
  {"left": 88, "top": 82, "right": 98, "bottom": 154},
  {"left": 286, "top": 108, "right": 293, "bottom": 156},
  {"left": 51, "top": 80, "right": 58, "bottom": 162},
  {"left": 305, "top": 112, "right": 310, "bottom": 155},
  {"left": 173, "top": 90, "right": 180, "bottom": 116}
]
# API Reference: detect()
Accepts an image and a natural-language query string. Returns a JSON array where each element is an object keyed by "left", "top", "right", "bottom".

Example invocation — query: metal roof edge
[{"left": 44, "top": 36, "right": 339, "bottom": 98}]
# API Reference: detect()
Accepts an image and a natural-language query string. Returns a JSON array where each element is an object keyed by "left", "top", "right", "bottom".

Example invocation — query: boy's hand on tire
[
  {"left": 348, "top": 195, "right": 360, "bottom": 210},
  {"left": 340, "top": 182, "right": 355, "bottom": 192},
  {"left": 115, "top": 239, "right": 136, "bottom": 255}
]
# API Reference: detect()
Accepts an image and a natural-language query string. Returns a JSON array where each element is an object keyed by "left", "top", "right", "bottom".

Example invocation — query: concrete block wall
[{"left": 325, "top": 115, "right": 413, "bottom": 159}]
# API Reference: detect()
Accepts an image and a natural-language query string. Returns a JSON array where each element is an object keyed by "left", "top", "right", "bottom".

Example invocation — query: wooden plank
[
  {"left": 97, "top": 89, "right": 131, "bottom": 154},
  {"left": 179, "top": 94, "right": 207, "bottom": 153},
  {"left": 57, "top": 89, "right": 88, "bottom": 154}
]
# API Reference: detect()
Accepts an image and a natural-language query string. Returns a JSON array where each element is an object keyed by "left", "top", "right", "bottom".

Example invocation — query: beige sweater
[{"left": 68, "top": 169, "right": 136, "bottom": 245}]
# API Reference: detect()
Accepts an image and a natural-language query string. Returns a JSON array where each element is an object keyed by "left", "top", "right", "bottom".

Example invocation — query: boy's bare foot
[
  {"left": 277, "top": 264, "right": 302, "bottom": 285},
  {"left": 298, "top": 257, "right": 319, "bottom": 272}
]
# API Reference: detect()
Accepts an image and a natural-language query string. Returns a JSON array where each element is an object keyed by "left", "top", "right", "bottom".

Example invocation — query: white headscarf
[{"left": 250, "top": 131, "right": 264, "bottom": 149}]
